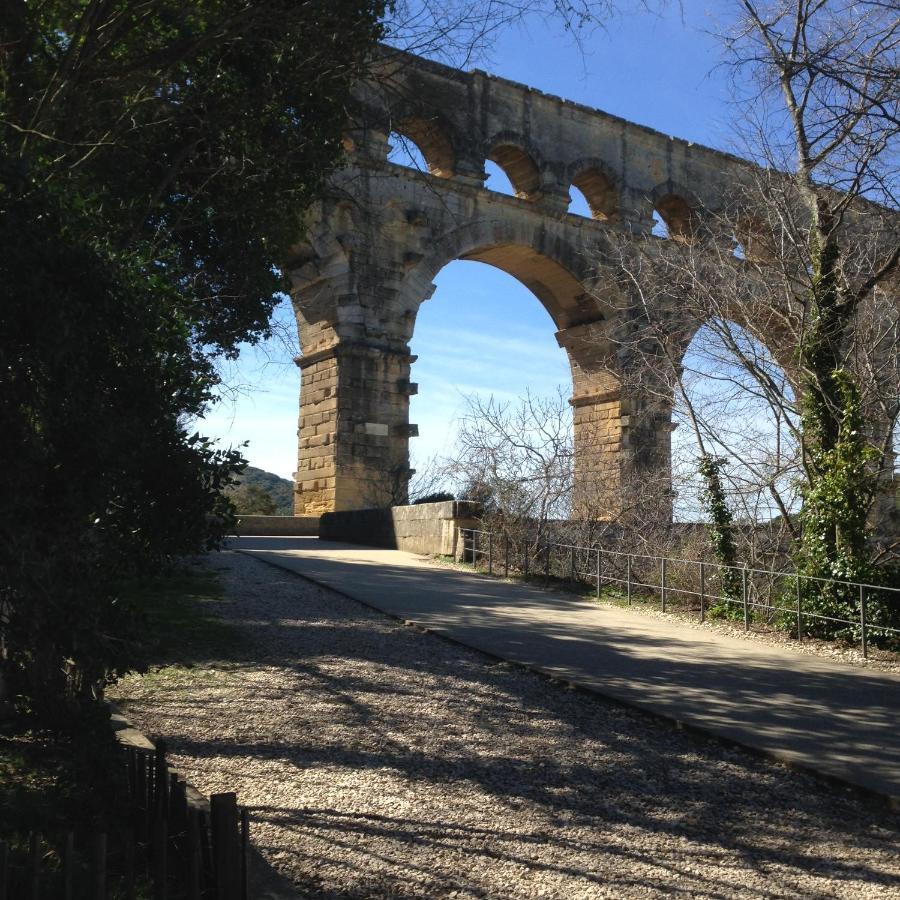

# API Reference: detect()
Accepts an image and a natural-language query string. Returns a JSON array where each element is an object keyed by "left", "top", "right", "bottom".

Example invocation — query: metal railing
[{"left": 459, "top": 528, "right": 900, "bottom": 658}]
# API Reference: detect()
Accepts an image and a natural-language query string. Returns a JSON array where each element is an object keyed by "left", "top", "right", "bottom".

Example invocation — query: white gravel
[{"left": 111, "top": 550, "right": 900, "bottom": 899}]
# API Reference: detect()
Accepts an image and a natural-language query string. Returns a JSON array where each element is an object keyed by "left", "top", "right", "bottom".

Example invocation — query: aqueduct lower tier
[{"left": 287, "top": 50, "right": 892, "bottom": 520}]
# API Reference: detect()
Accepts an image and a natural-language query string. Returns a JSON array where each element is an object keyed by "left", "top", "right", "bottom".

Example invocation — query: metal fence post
[
  {"left": 595, "top": 549, "right": 601, "bottom": 599},
  {"left": 860, "top": 584, "right": 868, "bottom": 658},
  {"left": 742, "top": 566, "right": 749, "bottom": 631},
  {"left": 660, "top": 558, "right": 667, "bottom": 612},
  {"left": 796, "top": 577, "right": 803, "bottom": 641},
  {"left": 545, "top": 543, "right": 551, "bottom": 582},
  {"left": 488, "top": 532, "right": 493, "bottom": 575},
  {"left": 699, "top": 561, "right": 706, "bottom": 622},
  {"left": 626, "top": 555, "right": 632, "bottom": 606},
  {"left": 570, "top": 545, "right": 576, "bottom": 583},
  {"left": 504, "top": 535, "right": 510, "bottom": 577}
]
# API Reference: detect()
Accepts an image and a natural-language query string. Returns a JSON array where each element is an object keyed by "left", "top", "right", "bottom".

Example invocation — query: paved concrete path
[{"left": 229, "top": 536, "right": 900, "bottom": 804}]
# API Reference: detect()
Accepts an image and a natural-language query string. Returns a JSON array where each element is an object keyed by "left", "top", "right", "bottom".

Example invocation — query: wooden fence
[{"left": 0, "top": 741, "right": 249, "bottom": 899}]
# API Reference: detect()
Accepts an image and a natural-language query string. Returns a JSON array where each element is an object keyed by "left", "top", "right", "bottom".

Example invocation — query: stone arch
[
  {"left": 485, "top": 134, "right": 543, "bottom": 200},
  {"left": 389, "top": 115, "right": 456, "bottom": 177},
  {"left": 398, "top": 229, "right": 635, "bottom": 520},
  {"left": 648, "top": 185, "right": 700, "bottom": 243},
  {"left": 733, "top": 215, "right": 778, "bottom": 262},
  {"left": 569, "top": 161, "right": 620, "bottom": 222},
  {"left": 671, "top": 315, "right": 802, "bottom": 521},
  {"left": 398, "top": 219, "right": 601, "bottom": 336}
]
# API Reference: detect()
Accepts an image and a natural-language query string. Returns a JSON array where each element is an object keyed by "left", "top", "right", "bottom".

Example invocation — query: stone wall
[
  {"left": 233, "top": 515, "right": 320, "bottom": 536},
  {"left": 290, "top": 47, "right": 896, "bottom": 522},
  {"left": 319, "top": 500, "right": 481, "bottom": 556}
]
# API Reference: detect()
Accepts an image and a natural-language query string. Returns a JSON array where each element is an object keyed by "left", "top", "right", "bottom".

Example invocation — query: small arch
[
  {"left": 387, "top": 131, "right": 428, "bottom": 171},
  {"left": 735, "top": 217, "right": 777, "bottom": 262},
  {"left": 568, "top": 184, "right": 593, "bottom": 218},
  {"left": 389, "top": 116, "right": 455, "bottom": 177},
  {"left": 486, "top": 144, "right": 542, "bottom": 200},
  {"left": 485, "top": 159, "right": 517, "bottom": 196},
  {"left": 570, "top": 168, "right": 619, "bottom": 221},
  {"left": 653, "top": 193, "right": 697, "bottom": 243}
]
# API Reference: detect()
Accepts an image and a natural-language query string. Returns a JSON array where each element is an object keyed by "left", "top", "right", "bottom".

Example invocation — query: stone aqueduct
[{"left": 285, "top": 50, "right": 842, "bottom": 518}]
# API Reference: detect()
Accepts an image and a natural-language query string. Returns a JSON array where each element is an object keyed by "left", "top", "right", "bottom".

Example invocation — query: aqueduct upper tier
[{"left": 287, "top": 48, "right": 888, "bottom": 519}]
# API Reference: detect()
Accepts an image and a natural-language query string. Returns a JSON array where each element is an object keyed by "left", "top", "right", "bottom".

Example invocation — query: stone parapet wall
[
  {"left": 320, "top": 500, "right": 481, "bottom": 556},
  {"left": 233, "top": 515, "right": 320, "bottom": 536}
]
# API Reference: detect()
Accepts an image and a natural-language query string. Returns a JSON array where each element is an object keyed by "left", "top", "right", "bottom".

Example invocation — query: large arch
[
  {"left": 670, "top": 317, "right": 802, "bottom": 524},
  {"left": 290, "top": 191, "right": 654, "bottom": 517}
]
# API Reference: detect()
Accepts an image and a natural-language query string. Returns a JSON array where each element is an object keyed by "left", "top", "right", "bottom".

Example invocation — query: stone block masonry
[
  {"left": 289, "top": 46, "right": 896, "bottom": 522},
  {"left": 320, "top": 500, "right": 481, "bottom": 556}
]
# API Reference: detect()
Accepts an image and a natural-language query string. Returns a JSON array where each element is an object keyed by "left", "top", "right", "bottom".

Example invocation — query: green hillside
[{"left": 227, "top": 466, "right": 293, "bottom": 515}]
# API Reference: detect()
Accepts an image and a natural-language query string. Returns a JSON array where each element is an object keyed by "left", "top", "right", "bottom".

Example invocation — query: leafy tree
[
  {"left": 0, "top": 0, "right": 385, "bottom": 708},
  {"left": 227, "top": 467, "right": 293, "bottom": 515},
  {"left": 229, "top": 485, "right": 280, "bottom": 517}
]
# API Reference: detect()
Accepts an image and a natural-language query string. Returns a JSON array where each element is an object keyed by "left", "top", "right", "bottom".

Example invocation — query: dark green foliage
[
  {"left": 697, "top": 454, "right": 743, "bottom": 617},
  {"left": 227, "top": 467, "right": 294, "bottom": 515},
  {"left": 0, "top": 0, "right": 384, "bottom": 709},
  {"left": 794, "top": 370, "right": 899, "bottom": 641},
  {"left": 791, "top": 228, "right": 897, "bottom": 641},
  {"left": 414, "top": 491, "right": 456, "bottom": 505}
]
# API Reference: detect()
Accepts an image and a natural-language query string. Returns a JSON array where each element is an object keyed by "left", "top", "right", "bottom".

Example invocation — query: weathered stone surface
[
  {"left": 320, "top": 500, "right": 481, "bottom": 556},
  {"left": 232, "top": 515, "right": 320, "bottom": 536},
  {"left": 289, "top": 49, "right": 895, "bottom": 521}
]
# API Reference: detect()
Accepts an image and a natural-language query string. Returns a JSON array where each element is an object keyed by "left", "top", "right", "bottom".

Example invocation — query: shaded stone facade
[{"left": 288, "top": 49, "right": 894, "bottom": 520}]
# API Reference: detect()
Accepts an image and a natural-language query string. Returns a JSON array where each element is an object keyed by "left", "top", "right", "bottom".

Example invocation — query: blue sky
[{"left": 200, "top": 4, "right": 738, "bottom": 481}]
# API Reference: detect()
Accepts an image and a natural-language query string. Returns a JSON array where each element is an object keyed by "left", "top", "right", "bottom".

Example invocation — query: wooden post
[
  {"left": 170, "top": 774, "right": 187, "bottom": 834},
  {"left": 29, "top": 833, "right": 40, "bottom": 900},
  {"left": 153, "top": 817, "right": 167, "bottom": 900},
  {"left": 93, "top": 833, "right": 107, "bottom": 900},
  {"left": 136, "top": 753, "right": 148, "bottom": 844},
  {"left": 0, "top": 839, "right": 8, "bottom": 900},
  {"left": 123, "top": 828, "right": 135, "bottom": 900},
  {"left": 240, "top": 808, "right": 250, "bottom": 900},
  {"left": 187, "top": 809, "right": 202, "bottom": 900},
  {"left": 63, "top": 831, "right": 75, "bottom": 900},
  {"left": 211, "top": 793, "right": 240, "bottom": 900}
]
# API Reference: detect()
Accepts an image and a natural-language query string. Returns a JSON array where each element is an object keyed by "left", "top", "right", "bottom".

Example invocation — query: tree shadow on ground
[{"left": 113, "top": 549, "right": 900, "bottom": 899}]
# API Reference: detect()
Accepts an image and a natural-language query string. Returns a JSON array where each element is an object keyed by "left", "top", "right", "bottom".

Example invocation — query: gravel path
[{"left": 111, "top": 551, "right": 900, "bottom": 899}]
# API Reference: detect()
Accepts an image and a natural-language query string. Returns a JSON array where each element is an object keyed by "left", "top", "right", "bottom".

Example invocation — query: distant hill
[{"left": 227, "top": 466, "right": 293, "bottom": 515}]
